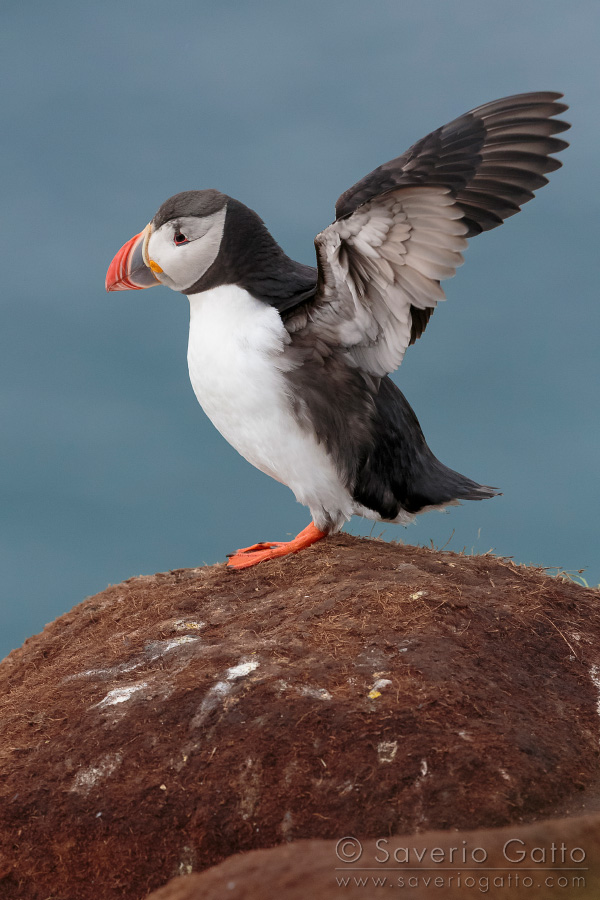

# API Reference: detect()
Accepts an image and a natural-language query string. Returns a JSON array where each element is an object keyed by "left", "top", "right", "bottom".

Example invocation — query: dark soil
[
  {"left": 146, "top": 814, "right": 600, "bottom": 900},
  {"left": 0, "top": 535, "right": 599, "bottom": 900}
]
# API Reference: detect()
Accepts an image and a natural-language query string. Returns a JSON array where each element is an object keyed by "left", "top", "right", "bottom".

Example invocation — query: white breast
[{"left": 186, "top": 284, "right": 352, "bottom": 531}]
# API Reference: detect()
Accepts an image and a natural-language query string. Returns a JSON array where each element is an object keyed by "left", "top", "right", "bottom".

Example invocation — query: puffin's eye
[{"left": 174, "top": 231, "right": 189, "bottom": 246}]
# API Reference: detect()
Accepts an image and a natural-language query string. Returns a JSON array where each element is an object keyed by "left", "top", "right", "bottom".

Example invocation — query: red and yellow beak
[{"left": 105, "top": 224, "right": 162, "bottom": 291}]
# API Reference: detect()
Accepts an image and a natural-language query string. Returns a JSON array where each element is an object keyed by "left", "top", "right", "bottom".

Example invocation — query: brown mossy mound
[
  {"left": 146, "top": 813, "right": 600, "bottom": 900},
  {"left": 0, "top": 535, "right": 599, "bottom": 899}
]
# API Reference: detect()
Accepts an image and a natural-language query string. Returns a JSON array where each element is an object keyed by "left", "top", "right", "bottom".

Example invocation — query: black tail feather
[{"left": 353, "top": 377, "right": 499, "bottom": 519}]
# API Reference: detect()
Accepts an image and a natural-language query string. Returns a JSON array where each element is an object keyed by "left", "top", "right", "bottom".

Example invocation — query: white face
[{"left": 145, "top": 207, "right": 227, "bottom": 292}]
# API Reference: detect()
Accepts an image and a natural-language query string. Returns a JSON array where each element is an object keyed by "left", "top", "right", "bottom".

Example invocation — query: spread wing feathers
[
  {"left": 286, "top": 92, "right": 569, "bottom": 377},
  {"left": 303, "top": 186, "right": 467, "bottom": 376},
  {"left": 335, "top": 91, "right": 570, "bottom": 237}
]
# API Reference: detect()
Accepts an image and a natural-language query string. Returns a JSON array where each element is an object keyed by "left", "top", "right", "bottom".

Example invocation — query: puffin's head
[{"left": 106, "top": 189, "right": 229, "bottom": 293}]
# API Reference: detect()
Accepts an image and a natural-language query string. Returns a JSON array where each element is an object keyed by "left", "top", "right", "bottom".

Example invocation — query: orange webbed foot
[
  {"left": 230, "top": 540, "right": 288, "bottom": 554},
  {"left": 227, "top": 523, "right": 326, "bottom": 570}
]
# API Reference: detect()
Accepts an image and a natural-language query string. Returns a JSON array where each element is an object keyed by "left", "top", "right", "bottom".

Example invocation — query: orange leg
[{"left": 227, "top": 522, "right": 327, "bottom": 570}]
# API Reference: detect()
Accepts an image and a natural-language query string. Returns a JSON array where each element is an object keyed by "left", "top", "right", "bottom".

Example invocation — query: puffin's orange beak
[{"left": 105, "top": 225, "right": 160, "bottom": 291}]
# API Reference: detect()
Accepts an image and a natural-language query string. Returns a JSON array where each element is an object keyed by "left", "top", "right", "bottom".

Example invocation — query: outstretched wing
[{"left": 286, "top": 92, "right": 569, "bottom": 377}]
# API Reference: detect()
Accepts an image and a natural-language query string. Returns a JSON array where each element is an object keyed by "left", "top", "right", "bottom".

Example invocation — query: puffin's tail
[{"left": 352, "top": 376, "right": 500, "bottom": 519}]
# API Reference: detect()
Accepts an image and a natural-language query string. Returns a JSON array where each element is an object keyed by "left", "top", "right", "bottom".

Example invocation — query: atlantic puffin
[{"left": 106, "top": 91, "right": 569, "bottom": 569}]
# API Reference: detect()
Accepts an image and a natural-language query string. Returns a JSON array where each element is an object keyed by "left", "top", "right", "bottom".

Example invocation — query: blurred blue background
[{"left": 1, "top": 1, "right": 598, "bottom": 659}]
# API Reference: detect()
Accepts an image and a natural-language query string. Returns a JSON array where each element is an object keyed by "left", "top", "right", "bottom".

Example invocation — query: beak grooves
[{"left": 106, "top": 224, "right": 160, "bottom": 292}]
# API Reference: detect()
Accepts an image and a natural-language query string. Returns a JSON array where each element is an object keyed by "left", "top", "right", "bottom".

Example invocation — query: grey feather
[{"left": 283, "top": 91, "right": 569, "bottom": 376}]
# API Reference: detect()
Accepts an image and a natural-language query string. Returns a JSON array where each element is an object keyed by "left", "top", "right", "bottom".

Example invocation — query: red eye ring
[{"left": 174, "top": 232, "right": 189, "bottom": 246}]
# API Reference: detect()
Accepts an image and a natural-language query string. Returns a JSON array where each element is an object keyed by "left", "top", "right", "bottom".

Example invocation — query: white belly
[{"left": 186, "top": 285, "right": 352, "bottom": 531}]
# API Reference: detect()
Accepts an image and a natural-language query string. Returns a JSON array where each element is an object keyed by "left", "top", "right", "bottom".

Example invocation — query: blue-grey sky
[{"left": 1, "top": 1, "right": 598, "bottom": 659}]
